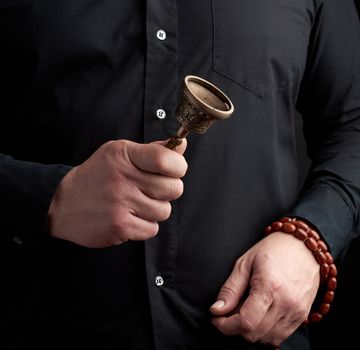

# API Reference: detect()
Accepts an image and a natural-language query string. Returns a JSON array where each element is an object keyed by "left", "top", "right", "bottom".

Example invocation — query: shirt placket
[
  {"left": 143, "top": 0, "right": 179, "bottom": 143},
  {"left": 143, "top": 1, "right": 183, "bottom": 349},
  {"left": 144, "top": 0, "right": 184, "bottom": 350}
]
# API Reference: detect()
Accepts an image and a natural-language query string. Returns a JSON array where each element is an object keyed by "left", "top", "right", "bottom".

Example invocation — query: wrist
[{"left": 47, "top": 167, "right": 76, "bottom": 238}]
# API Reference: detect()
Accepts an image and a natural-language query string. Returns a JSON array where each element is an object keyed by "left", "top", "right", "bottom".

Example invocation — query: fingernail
[{"left": 211, "top": 300, "right": 225, "bottom": 309}]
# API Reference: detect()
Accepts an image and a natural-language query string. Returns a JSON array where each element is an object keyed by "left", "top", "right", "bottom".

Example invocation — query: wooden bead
[
  {"left": 314, "top": 251, "right": 327, "bottom": 264},
  {"left": 309, "top": 312, "right": 323, "bottom": 323},
  {"left": 280, "top": 217, "right": 293, "bottom": 223},
  {"left": 294, "top": 220, "right": 309, "bottom": 230},
  {"left": 319, "top": 303, "right": 330, "bottom": 315},
  {"left": 317, "top": 240, "right": 328, "bottom": 252},
  {"left": 265, "top": 226, "right": 272, "bottom": 235},
  {"left": 325, "top": 252, "right": 334, "bottom": 264},
  {"left": 294, "top": 228, "right": 308, "bottom": 241},
  {"left": 320, "top": 274, "right": 328, "bottom": 284},
  {"left": 320, "top": 263, "right": 330, "bottom": 277},
  {"left": 282, "top": 223, "right": 296, "bottom": 233},
  {"left": 328, "top": 264, "right": 337, "bottom": 278},
  {"left": 324, "top": 291, "right": 335, "bottom": 303},
  {"left": 308, "top": 229, "right": 320, "bottom": 241},
  {"left": 271, "top": 222, "right": 283, "bottom": 231},
  {"left": 328, "top": 277, "right": 337, "bottom": 291},
  {"left": 305, "top": 238, "right": 318, "bottom": 251}
]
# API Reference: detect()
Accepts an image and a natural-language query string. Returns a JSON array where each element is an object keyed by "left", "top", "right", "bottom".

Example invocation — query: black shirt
[{"left": 1, "top": 1, "right": 360, "bottom": 349}]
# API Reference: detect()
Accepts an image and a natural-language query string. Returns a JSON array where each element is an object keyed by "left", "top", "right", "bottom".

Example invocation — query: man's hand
[
  {"left": 210, "top": 232, "right": 320, "bottom": 348},
  {"left": 48, "top": 139, "right": 187, "bottom": 248}
]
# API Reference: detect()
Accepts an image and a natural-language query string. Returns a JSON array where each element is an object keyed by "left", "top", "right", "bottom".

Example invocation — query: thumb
[
  {"left": 210, "top": 259, "right": 251, "bottom": 316},
  {"left": 152, "top": 138, "right": 187, "bottom": 155}
]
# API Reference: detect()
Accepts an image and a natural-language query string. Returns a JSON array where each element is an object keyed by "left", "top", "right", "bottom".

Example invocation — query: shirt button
[
  {"left": 13, "top": 236, "right": 23, "bottom": 245},
  {"left": 156, "top": 109, "right": 166, "bottom": 120},
  {"left": 155, "top": 275, "right": 164, "bottom": 287},
  {"left": 156, "top": 29, "right": 167, "bottom": 41}
]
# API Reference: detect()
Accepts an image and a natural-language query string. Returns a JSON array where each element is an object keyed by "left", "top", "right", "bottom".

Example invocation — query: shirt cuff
[
  {"left": 286, "top": 186, "right": 354, "bottom": 259},
  {"left": 0, "top": 156, "right": 72, "bottom": 241}
]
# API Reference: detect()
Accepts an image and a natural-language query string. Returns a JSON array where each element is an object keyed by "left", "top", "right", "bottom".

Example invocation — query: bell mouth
[{"left": 183, "top": 75, "right": 234, "bottom": 119}]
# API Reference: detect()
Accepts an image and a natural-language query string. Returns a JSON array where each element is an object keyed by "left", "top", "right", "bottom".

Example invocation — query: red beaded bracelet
[{"left": 265, "top": 217, "right": 337, "bottom": 323}]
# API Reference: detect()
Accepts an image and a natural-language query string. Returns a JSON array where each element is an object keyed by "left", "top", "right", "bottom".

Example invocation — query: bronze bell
[{"left": 165, "top": 75, "right": 235, "bottom": 150}]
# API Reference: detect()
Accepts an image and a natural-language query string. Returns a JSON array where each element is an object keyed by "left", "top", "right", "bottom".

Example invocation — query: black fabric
[{"left": 1, "top": 1, "right": 360, "bottom": 349}]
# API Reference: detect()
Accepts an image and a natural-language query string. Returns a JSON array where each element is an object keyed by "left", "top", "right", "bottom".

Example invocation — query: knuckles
[
  {"left": 102, "top": 139, "right": 129, "bottom": 160},
  {"left": 237, "top": 313, "right": 257, "bottom": 334},
  {"left": 148, "top": 222, "right": 160, "bottom": 238},
  {"left": 172, "top": 179, "right": 184, "bottom": 199},
  {"left": 242, "top": 333, "right": 258, "bottom": 343},
  {"left": 156, "top": 202, "right": 172, "bottom": 222},
  {"left": 107, "top": 211, "right": 131, "bottom": 239},
  {"left": 176, "top": 156, "right": 188, "bottom": 178},
  {"left": 280, "top": 294, "right": 298, "bottom": 311},
  {"left": 107, "top": 210, "right": 160, "bottom": 242},
  {"left": 219, "top": 281, "right": 242, "bottom": 299}
]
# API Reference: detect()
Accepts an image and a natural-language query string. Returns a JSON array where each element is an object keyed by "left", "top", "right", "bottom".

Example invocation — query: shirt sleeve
[
  {"left": 287, "top": 0, "right": 360, "bottom": 258},
  {"left": 0, "top": 153, "right": 72, "bottom": 241}
]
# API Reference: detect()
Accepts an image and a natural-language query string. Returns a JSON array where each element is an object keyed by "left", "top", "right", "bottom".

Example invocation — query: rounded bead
[
  {"left": 328, "top": 264, "right": 337, "bottom": 278},
  {"left": 282, "top": 223, "right": 296, "bottom": 233},
  {"left": 327, "top": 277, "right": 337, "bottom": 291},
  {"left": 325, "top": 252, "right": 334, "bottom": 264},
  {"left": 320, "top": 263, "right": 330, "bottom": 277},
  {"left": 319, "top": 303, "right": 330, "bottom": 315},
  {"left": 308, "top": 229, "right": 320, "bottom": 241},
  {"left": 294, "top": 228, "right": 308, "bottom": 241},
  {"left": 294, "top": 220, "right": 309, "bottom": 230},
  {"left": 305, "top": 237, "right": 318, "bottom": 251},
  {"left": 280, "top": 217, "right": 293, "bottom": 223},
  {"left": 309, "top": 312, "right": 323, "bottom": 323},
  {"left": 317, "top": 240, "right": 328, "bottom": 252},
  {"left": 315, "top": 251, "right": 327, "bottom": 264},
  {"left": 265, "top": 226, "right": 272, "bottom": 235},
  {"left": 271, "top": 222, "right": 283, "bottom": 231},
  {"left": 324, "top": 290, "right": 335, "bottom": 303},
  {"left": 320, "top": 275, "right": 328, "bottom": 284}
]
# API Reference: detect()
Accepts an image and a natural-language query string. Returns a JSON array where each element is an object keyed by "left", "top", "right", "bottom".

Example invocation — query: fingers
[
  {"left": 212, "top": 313, "right": 252, "bottom": 337},
  {"left": 243, "top": 307, "right": 303, "bottom": 347},
  {"left": 245, "top": 285, "right": 308, "bottom": 345},
  {"left": 108, "top": 195, "right": 171, "bottom": 244},
  {"left": 109, "top": 212, "right": 159, "bottom": 244},
  {"left": 124, "top": 139, "right": 187, "bottom": 200},
  {"left": 128, "top": 141, "right": 188, "bottom": 178},
  {"left": 234, "top": 278, "right": 274, "bottom": 333},
  {"left": 126, "top": 217, "right": 159, "bottom": 241},
  {"left": 131, "top": 192, "right": 172, "bottom": 222},
  {"left": 136, "top": 172, "right": 184, "bottom": 201},
  {"left": 153, "top": 138, "right": 188, "bottom": 156},
  {"left": 211, "top": 281, "right": 273, "bottom": 337},
  {"left": 210, "top": 258, "right": 251, "bottom": 316}
]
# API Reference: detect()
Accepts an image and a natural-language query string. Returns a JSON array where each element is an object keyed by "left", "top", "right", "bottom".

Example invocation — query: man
[{"left": 1, "top": 0, "right": 359, "bottom": 349}]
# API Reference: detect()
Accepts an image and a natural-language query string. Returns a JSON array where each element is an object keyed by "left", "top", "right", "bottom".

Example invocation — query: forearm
[
  {"left": 289, "top": 0, "right": 360, "bottom": 258},
  {"left": 0, "top": 153, "right": 72, "bottom": 240}
]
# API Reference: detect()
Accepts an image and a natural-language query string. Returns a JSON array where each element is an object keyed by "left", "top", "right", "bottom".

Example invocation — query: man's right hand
[{"left": 48, "top": 139, "right": 188, "bottom": 248}]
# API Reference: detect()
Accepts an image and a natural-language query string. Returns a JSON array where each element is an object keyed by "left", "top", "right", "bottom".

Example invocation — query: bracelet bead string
[{"left": 265, "top": 217, "right": 337, "bottom": 323}]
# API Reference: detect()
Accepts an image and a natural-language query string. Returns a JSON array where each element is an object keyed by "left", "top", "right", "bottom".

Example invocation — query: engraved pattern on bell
[{"left": 176, "top": 96, "right": 215, "bottom": 134}]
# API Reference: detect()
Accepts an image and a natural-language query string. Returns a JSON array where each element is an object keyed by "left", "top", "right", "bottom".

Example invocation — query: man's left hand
[{"left": 210, "top": 231, "right": 320, "bottom": 348}]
